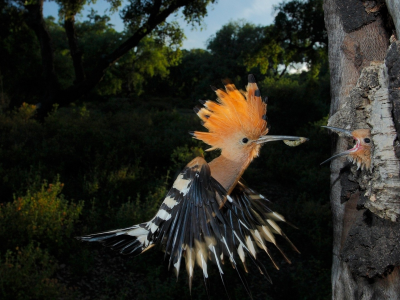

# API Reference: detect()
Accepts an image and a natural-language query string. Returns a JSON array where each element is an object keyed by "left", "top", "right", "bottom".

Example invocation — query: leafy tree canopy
[
  {"left": 148, "top": 0, "right": 327, "bottom": 102},
  {"left": 1, "top": 0, "right": 216, "bottom": 115},
  {"left": 0, "top": 0, "right": 326, "bottom": 110}
]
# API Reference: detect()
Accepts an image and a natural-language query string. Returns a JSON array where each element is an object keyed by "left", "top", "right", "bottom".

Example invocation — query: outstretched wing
[
  {"left": 225, "top": 180, "right": 300, "bottom": 272},
  {"left": 150, "top": 157, "right": 260, "bottom": 296}
]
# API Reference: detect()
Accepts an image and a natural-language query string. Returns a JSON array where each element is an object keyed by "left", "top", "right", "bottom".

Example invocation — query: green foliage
[
  {"left": 0, "top": 243, "right": 76, "bottom": 300},
  {"left": 76, "top": 13, "right": 184, "bottom": 96},
  {"left": 152, "top": 0, "right": 328, "bottom": 101},
  {"left": 274, "top": 0, "right": 327, "bottom": 59},
  {"left": 0, "top": 98, "right": 201, "bottom": 204},
  {"left": 12, "top": 102, "right": 38, "bottom": 120},
  {"left": 244, "top": 0, "right": 328, "bottom": 78},
  {"left": 0, "top": 178, "right": 83, "bottom": 255},
  {"left": 122, "top": 33, "right": 183, "bottom": 96},
  {"left": 261, "top": 74, "right": 329, "bottom": 135},
  {"left": 115, "top": 178, "right": 169, "bottom": 228},
  {"left": 244, "top": 25, "right": 283, "bottom": 74},
  {"left": 149, "top": 21, "right": 274, "bottom": 101},
  {"left": 207, "top": 20, "right": 267, "bottom": 76},
  {"left": 1, "top": 3, "right": 187, "bottom": 105},
  {"left": 170, "top": 144, "right": 204, "bottom": 171},
  {"left": 45, "top": 16, "right": 76, "bottom": 89},
  {"left": 0, "top": 2, "right": 43, "bottom": 105},
  {"left": 121, "top": 0, "right": 216, "bottom": 29}
]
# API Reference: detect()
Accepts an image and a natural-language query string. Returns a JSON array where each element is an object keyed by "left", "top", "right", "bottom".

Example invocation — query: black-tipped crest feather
[{"left": 248, "top": 74, "right": 256, "bottom": 83}]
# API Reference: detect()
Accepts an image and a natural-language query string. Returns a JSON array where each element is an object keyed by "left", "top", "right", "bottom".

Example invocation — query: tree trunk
[
  {"left": 64, "top": 15, "right": 85, "bottom": 84},
  {"left": 24, "top": 0, "right": 60, "bottom": 107},
  {"left": 323, "top": 0, "right": 400, "bottom": 299}
]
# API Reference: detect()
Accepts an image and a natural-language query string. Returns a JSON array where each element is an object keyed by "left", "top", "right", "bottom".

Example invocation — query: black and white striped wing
[
  {"left": 224, "top": 180, "right": 300, "bottom": 271},
  {"left": 149, "top": 157, "right": 259, "bottom": 294},
  {"left": 78, "top": 157, "right": 298, "bottom": 297},
  {"left": 79, "top": 157, "right": 258, "bottom": 295}
]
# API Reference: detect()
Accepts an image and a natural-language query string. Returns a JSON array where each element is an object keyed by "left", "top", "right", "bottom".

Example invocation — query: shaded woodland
[{"left": 0, "top": 0, "right": 333, "bottom": 299}]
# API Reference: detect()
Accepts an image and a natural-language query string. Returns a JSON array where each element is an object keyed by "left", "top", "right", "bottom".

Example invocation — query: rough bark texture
[
  {"left": 342, "top": 210, "right": 400, "bottom": 278},
  {"left": 386, "top": 41, "right": 400, "bottom": 158},
  {"left": 324, "top": 0, "right": 400, "bottom": 299},
  {"left": 364, "top": 62, "right": 400, "bottom": 220},
  {"left": 336, "top": 0, "right": 379, "bottom": 33},
  {"left": 329, "top": 62, "right": 400, "bottom": 221}
]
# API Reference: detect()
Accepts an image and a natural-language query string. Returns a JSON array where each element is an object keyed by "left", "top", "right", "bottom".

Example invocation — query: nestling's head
[
  {"left": 191, "top": 74, "right": 307, "bottom": 163},
  {"left": 321, "top": 126, "right": 372, "bottom": 170}
]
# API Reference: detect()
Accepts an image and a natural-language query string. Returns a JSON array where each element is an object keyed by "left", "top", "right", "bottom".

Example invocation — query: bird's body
[{"left": 77, "top": 75, "right": 307, "bottom": 297}]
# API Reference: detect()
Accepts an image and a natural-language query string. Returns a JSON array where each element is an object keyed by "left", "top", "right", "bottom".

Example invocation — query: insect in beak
[{"left": 256, "top": 135, "right": 309, "bottom": 147}]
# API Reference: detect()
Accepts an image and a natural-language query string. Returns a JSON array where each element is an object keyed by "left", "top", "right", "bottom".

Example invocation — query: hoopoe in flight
[
  {"left": 77, "top": 75, "right": 308, "bottom": 297},
  {"left": 321, "top": 126, "right": 372, "bottom": 170}
]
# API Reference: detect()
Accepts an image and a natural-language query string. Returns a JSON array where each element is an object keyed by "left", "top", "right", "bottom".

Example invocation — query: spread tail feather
[{"left": 76, "top": 223, "right": 154, "bottom": 255}]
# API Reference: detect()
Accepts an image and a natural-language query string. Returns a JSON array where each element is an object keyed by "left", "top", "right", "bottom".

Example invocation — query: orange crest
[{"left": 193, "top": 75, "right": 268, "bottom": 151}]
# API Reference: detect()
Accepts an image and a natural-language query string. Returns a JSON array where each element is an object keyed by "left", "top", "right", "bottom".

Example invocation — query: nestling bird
[
  {"left": 321, "top": 126, "right": 372, "bottom": 170},
  {"left": 77, "top": 75, "right": 308, "bottom": 297}
]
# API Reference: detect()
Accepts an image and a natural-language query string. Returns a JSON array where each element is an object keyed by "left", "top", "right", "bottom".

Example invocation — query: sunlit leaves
[{"left": 0, "top": 179, "right": 83, "bottom": 255}]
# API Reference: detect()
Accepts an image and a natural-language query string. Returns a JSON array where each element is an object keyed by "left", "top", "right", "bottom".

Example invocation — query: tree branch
[
  {"left": 38, "top": 0, "right": 189, "bottom": 116},
  {"left": 279, "top": 64, "right": 288, "bottom": 78}
]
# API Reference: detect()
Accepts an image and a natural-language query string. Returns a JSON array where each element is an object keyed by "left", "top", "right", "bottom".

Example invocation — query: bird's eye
[
  {"left": 364, "top": 138, "right": 371, "bottom": 143},
  {"left": 242, "top": 138, "right": 249, "bottom": 144}
]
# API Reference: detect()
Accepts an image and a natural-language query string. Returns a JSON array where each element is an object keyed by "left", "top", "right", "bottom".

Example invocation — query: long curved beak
[
  {"left": 321, "top": 126, "right": 353, "bottom": 137},
  {"left": 320, "top": 150, "right": 351, "bottom": 165},
  {"left": 256, "top": 135, "right": 309, "bottom": 146},
  {"left": 321, "top": 126, "right": 355, "bottom": 165}
]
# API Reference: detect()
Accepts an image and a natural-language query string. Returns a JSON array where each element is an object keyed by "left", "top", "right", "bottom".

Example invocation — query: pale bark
[{"left": 364, "top": 62, "right": 400, "bottom": 221}]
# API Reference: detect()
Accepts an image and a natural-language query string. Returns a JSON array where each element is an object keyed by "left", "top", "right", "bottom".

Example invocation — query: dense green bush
[
  {"left": 0, "top": 178, "right": 83, "bottom": 255},
  {"left": 0, "top": 99, "right": 201, "bottom": 204},
  {"left": 0, "top": 243, "right": 76, "bottom": 300}
]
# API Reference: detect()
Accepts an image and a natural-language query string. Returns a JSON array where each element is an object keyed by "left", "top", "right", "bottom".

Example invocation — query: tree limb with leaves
[{"left": 10, "top": 0, "right": 215, "bottom": 116}]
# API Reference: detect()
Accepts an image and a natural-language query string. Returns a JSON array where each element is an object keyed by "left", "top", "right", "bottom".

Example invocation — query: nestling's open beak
[
  {"left": 257, "top": 135, "right": 309, "bottom": 147},
  {"left": 321, "top": 126, "right": 355, "bottom": 165},
  {"left": 320, "top": 150, "right": 352, "bottom": 165}
]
